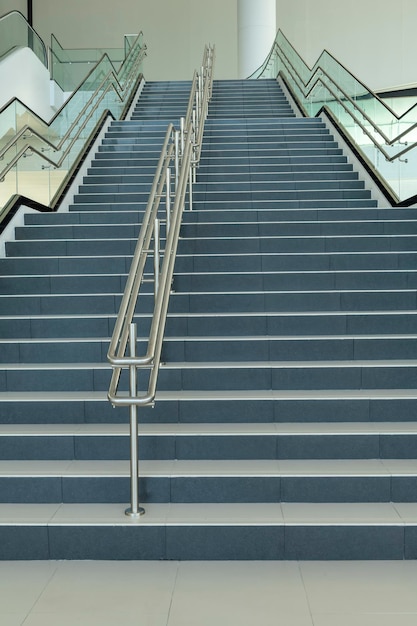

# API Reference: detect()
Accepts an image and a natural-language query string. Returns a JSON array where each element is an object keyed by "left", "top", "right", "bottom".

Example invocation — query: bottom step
[{"left": 1, "top": 502, "right": 417, "bottom": 560}]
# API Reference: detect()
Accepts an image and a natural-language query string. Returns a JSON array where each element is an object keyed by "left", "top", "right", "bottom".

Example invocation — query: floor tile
[
  {"left": 312, "top": 614, "right": 417, "bottom": 626},
  {"left": 24, "top": 612, "right": 168, "bottom": 626},
  {"left": 0, "top": 615, "right": 27, "bottom": 626},
  {"left": 31, "top": 561, "right": 178, "bottom": 614},
  {"left": 0, "top": 561, "right": 57, "bottom": 613},
  {"left": 168, "top": 561, "right": 312, "bottom": 625},
  {"left": 301, "top": 561, "right": 417, "bottom": 613}
]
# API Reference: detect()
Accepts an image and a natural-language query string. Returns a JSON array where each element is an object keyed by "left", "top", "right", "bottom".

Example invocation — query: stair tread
[
  {"left": 0, "top": 458, "right": 417, "bottom": 476},
  {"left": 3, "top": 358, "right": 417, "bottom": 369},
  {"left": 1, "top": 422, "right": 417, "bottom": 436},
  {"left": 1, "top": 388, "right": 417, "bottom": 401},
  {"left": 1, "top": 501, "right": 415, "bottom": 527},
  {"left": 5, "top": 333, "right": 417, "bottom": 343}
]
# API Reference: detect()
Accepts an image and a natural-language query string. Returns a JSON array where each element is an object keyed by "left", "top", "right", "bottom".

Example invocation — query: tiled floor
[{"left": 1, "top": 560, "right": 417, "bottom": 625}]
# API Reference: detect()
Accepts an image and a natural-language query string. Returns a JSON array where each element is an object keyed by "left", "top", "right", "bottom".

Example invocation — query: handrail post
[
  {"left": 180, "top": 117, "right": 185, "bottom": 155},
  {"left": 154, "top": 218, "right": 160, "bottom": 299},
  {"left": 125, "top": 323, "right": 145, "bottom": 518},
  {"left": 174, "top": 131, "right": 180, "bottom": 189},
  {"left": 189, "top": 166, "right": 193, "bottom": 211},
  {"left": 166, "top": 167, "right": 171, "bottom": 232}
]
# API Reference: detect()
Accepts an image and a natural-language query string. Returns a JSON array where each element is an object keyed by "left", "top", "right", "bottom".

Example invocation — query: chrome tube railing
[
  {"left": 107, "top": 45, "right": 215, "bottom": 517},
  {"left": 250, "top": 30, "right": 417, "bottom": 203}
]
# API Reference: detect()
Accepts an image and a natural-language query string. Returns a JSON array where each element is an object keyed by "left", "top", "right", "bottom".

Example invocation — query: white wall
[
  {"left": 0, "top": 47, "right": 56, "bottom": 118},
  {"left": 32, "top": 0, "right": 239, "bottom": 81},
  {"left": 0, "top": 1, "right": 26, "bottom": 16},
  {"left": 276, "top": 0, "right": 417, "bottom": 92},
  {"left": 3, "top": 0, "right": 417, "bottom": 91}
]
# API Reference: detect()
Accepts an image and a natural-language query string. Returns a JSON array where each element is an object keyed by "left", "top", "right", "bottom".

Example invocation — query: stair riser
[
  {"left": 1, "top": 397, "right": 417, "bottom": 425},
  {"left": 1, "top": 433, "right": 416, "bottom": 460},
  {"left": 2, "top": 311, "right": 416, "bottom": 340},
  {"left": 13, "top": 230, "right": 417, "bottom": 257},
  {"left": 177, "top": 235, "right": 416, "bottom": 254},
  {"left": 74, "top": 180, "right": 367, "bottom": 194},
  {"left": 20, "top": 220, "right": 415, "bottom": 241},
  {"left": 2, "top": 336, "right": 416, "bottom": 363},
  {"left": 173, "top": 272, "right": 417, "bottom": 293},
  {"left": 2, "top": 364, "right": 417, "bottom": 392},
  {"left": 174, "top": 252, "right": 417, "bottom": 272},
  {"left": 0, "top": 525, "right": 408, "bottom": 561},
  {"left": 3, "top": 271, "right": 417, "bottom": 295},
  {"left": 0, "top": 474, "right": 413, "bottom": 504},
  {"left": 0, "top": 316, "right": 118, "bottom": 339},
  {"left": 1, "top": 290, "right": 416, "bottom": 315}
]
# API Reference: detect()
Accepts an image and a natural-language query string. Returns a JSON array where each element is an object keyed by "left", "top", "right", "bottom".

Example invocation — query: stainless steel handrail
[{"left": 107, "top": 45, "right": 215, "bottom": 517}]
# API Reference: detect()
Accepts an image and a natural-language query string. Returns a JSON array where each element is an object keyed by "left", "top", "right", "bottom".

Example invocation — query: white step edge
[
  {"left": 2, "top": 501, "right": 416, "bottom": 527},
  {"left": 1, "top": 457, "right": 417, "bottom": 477},
  {"left": 1, "top": 421, "right": 417, "bottom": 437}
]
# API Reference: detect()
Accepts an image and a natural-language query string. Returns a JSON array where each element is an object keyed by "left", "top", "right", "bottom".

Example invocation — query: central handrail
[{"left": 107, "top": 45, "right": 215, "bottom": 516}]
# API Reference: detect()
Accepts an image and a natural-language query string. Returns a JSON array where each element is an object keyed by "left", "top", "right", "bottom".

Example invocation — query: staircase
[{"left": 1, "top": 78, "right": 417, "bottom": 560}]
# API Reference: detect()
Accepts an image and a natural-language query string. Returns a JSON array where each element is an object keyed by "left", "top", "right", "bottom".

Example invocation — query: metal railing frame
[{"left": 107, "top": 45, "right": 215, "bottom": 517}]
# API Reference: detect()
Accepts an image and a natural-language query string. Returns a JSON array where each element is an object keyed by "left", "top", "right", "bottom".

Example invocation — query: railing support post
[
  {"left": 180, "top": 117, "right": 185, "bottom": 155},
  {"left": 166, "top": 167, "right": 171, "bottom": 233},
  {"left": 175, "top": 131, "right": 180, "bottom": 189},
  {"left": 125, "top": 323, "right": 145, "bottom": 518},
  {"left": 189, "top": 166, "right": 193, "bottom": 211},
  {"left": 154, "top": 218, "right": 160, "bottom": 299}
]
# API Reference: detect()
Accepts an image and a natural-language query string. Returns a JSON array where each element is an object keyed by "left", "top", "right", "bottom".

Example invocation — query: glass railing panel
[
  {"left": 50, "top": 34, "right": 73, "bottom": 92},
  {"left": 50, "top": 32, "right": 139, "bottom": 93},
  {"left": 0, "top": 29, "right": 145, "bottom": 215},
  {"left": 0, "top": 151, "right": 18, "bottom": 208},
  {"left": 0, "top": 11, "right": 47, "bottom": 67},
  {"left": 253, "top": 30, "right": 417, "bottom": 202},
  {"left": 0, "top": 101, "right": 18, "bottom": 153}
]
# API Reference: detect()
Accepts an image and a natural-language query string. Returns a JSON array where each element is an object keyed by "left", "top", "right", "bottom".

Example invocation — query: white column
[{"left": 237, "top": 0, "right": 276, "bottom": 79}]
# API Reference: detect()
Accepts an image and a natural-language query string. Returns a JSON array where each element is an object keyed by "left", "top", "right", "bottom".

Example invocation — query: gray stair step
[
  {"left": 0, "top": 458, "right": 416, "bottom": 505},
  {"left": 2, "top": 310, "right": 417, "bottom": 340},
  {"left": 3, "top": 360, "right": 417, "bottom": 392},
  {"left": 0, "top": 501, "right": 413, "bottom": 560},
  {"left": 2, "top": 388, "right": 417, "bottom": 424},
  {"left": 2, "top": 422, "right": 417, "bottom": 460},
  {"left": 2, "top": 334, "right": 417, "bottom": 364},
  {"left": 1, "top": 287, "right": 416, "bottom": 315}
]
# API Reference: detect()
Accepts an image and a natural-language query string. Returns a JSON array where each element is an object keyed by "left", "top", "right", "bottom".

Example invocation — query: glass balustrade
[
  {"left": 0, "top": 10, "right": 47, "bottom": 67},
  {"left": 50, "top": 34, "right": 127, "bottom": 92},
  {"left": 252, "top": 30, "right": 417, "bottom": 203},
  {"left": 0, "top": 28, "right": 145, "bottom": 218}
]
